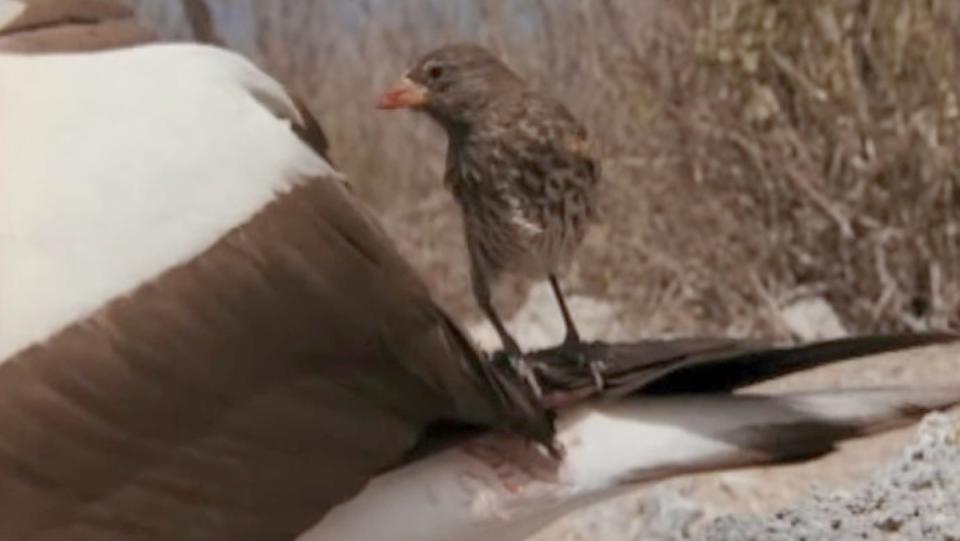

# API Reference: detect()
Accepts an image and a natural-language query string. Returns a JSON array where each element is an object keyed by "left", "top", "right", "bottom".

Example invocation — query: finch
[{"left": 379, "top": 44, "right": 602, "bottom": 396}]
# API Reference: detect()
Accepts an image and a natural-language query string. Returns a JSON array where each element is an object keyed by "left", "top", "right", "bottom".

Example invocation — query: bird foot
[
  {"left": 494, "top": 349, "right": 544, "bottom": 400},
  {"left": 558, "top": 340, "right": 607, "bottom": 392}
]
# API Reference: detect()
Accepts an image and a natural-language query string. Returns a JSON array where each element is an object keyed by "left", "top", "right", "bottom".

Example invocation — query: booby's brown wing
[
  {"left": 0, "top": 170, "right": 545, "bottom": 541},
  {"left": 0, "top": 6, "right": 548, "bottom": 540},
  {"left": 0, "top": 0, "right": 155, "bottom": 52}
]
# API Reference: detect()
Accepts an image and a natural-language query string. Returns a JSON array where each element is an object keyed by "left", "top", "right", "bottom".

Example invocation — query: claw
[
  {"left": 559, "top": 342, "right": 607, "bottom": 393},
  {"left": 544, "top": 438, "right": 566, "bottom": 461},
  {"left": 588, "top": 359, "right": 606, "bottom": 391},
  {"left": 492, "top": 348, "right": 545, "bottom": 401},
  {"left": 509, "top": 352, "right": 543, "bottom": 400}
]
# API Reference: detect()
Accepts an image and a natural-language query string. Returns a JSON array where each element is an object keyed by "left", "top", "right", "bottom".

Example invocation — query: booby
[
  {"left": 2, "top": 2, "right": 958, "bottom": 540},
  {"left": 1, "top": 2, "right": 548, "bottom": 538}
]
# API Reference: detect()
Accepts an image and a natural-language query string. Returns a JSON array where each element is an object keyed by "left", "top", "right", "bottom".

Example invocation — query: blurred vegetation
[{"left": 135, "top": 0, "right": 960, "bottom": 338}]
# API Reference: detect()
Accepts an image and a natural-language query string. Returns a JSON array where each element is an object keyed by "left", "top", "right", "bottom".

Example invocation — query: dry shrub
[
  {"left": 132, "top": 0, "right": 960, "bottom": 337},
  {"left": 666, "top": 0, "right": 960, "bottom": 334}
]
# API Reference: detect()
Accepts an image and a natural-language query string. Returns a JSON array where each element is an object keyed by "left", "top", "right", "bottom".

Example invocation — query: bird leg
[
  {"left": 548, "top": 274, "right": 581, "bottom": 346},
  {"left": 472, "top": 263, "right": 544, "bottom": 399},
  {"left": 548, "top": 274, "right": 606, "bottom": 391},
  {"left": 481, "top": 299, "right": 544, "bottom": 400}
]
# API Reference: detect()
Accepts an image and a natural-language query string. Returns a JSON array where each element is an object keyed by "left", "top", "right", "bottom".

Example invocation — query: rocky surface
[
  {"left": 544, "top": 413, "right": 960, "bottom": 541},
  {"left": 692, "top": 414, "right": 960, "bottom": 541}
]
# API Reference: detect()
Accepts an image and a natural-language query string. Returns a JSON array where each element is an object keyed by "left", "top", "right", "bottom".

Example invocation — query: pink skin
[{"left": 462, "top": 437, "right": 564, "bottom": 495}]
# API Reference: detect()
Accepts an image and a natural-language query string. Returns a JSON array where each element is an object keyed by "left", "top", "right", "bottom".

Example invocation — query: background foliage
[{"left": 136, "top": 0, "right": 960, "bottom": 338}]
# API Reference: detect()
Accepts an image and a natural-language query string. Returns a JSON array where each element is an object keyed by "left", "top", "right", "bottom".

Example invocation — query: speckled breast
[{"left": 453, "top": 160, "right": 593, "bottom": 280}]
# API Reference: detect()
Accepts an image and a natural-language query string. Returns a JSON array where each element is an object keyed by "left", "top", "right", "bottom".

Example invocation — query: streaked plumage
[{"left": 379, "top": 44, "right": 602, "bottom": 393}]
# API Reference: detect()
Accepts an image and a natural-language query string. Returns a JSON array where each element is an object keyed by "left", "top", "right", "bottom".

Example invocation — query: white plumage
[
  {"left": 302, "top": 387, "right": 960, "bottom": 541},
  {"left": 0, "top": 44, "right": 335, "bottom": 360}
]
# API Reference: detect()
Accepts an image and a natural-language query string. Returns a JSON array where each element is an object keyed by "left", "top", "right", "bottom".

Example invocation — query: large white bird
[{"left": 1, "top": 2, "right": 958, "bottom": 540}]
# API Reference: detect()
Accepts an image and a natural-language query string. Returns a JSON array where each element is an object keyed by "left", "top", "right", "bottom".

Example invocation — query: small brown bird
[{"left": 379, "top": 44, "right": 602, "bottom": 395}]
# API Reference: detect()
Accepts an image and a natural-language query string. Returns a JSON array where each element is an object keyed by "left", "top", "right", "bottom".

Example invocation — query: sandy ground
[{"left": 464, "top": 287, "right": 960, "bottom": 540}]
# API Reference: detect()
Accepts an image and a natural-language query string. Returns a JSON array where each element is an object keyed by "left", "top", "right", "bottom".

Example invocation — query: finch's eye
[{"left": 427, "top": 65, "right": 444, "bottom": 79}]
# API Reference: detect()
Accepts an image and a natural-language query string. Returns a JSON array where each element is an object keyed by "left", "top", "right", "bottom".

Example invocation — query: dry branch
[{"left": 180, "top": 0, "right": 223, "bottom": 46}]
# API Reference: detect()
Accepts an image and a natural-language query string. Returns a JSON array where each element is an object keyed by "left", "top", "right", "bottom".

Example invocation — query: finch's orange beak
[{"left": 377, "top": 77, "right": 428, "bottom": 110}]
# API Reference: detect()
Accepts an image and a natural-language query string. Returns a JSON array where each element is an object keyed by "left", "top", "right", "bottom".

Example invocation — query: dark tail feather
[
  {"left": 528, "top": 333, "right": 958, "bottom": 403},
  {"left": 645, "top": 332, "right": 958, "bottom": 394}
]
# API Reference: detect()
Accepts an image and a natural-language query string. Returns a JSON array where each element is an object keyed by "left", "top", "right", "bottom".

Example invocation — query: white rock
[
  {"left": 468, "top": 283, "right": 623, "bottom": 352},
  {"left": 780, "top": 297, "right": 847, "bottom": 341}
]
